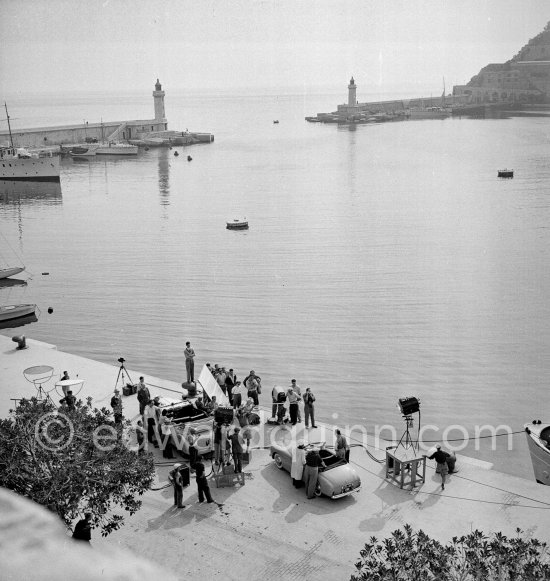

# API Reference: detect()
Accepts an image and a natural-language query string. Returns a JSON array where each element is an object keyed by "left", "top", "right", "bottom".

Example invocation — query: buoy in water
[
  {"left": 187, "top": 155, "right": 192, "bottom": 162},
  {"left": 174, "top": 151, "right": 179, "bottom": 156},
  {"left": 47, "top": 307, "right": 53, "bottom": 314}
]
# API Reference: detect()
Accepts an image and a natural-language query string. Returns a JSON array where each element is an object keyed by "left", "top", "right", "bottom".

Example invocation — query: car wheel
[
  {"left": 273, "top": 453, "right": 284, "bottom": 469},
  {"left": 314, "top": 482, "right": 322, "bottom": 497}
]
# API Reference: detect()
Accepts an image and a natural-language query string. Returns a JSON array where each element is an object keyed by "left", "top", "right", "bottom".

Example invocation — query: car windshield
[
  {"left": 318, "top": 448, "right": 346, "bottom": 470},
  {"left": 161, "top": 403, "right": 209, "bottom": 423}
]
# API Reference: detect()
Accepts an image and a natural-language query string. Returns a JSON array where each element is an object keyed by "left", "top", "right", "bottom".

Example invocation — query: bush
[
  {"left": 0, "top": 396, "right": 155, "bottom": 536},
  {"left": 351, "top": 524, "right": 550, "bottom": 581}
]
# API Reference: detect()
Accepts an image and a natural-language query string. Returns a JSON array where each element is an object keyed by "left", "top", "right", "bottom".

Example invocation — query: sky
[{"left": 1, "top": 0, "right": 550, "bottom": 97}]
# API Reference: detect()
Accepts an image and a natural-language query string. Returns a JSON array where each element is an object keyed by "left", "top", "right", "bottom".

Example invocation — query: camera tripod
[
  {"left": 396, "top": 415, "right": 418, "bottom": 454},
  {"left": 114, "top": 358, "right": 134, "bottom": 390}
]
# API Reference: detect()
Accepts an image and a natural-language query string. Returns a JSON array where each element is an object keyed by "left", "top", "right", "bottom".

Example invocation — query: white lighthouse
[
  {"left": 153, "top": 78, "right": 166, "bottom": 122},
  {"left": 348, "top": 76, "right": 357, "bottom": 106}
]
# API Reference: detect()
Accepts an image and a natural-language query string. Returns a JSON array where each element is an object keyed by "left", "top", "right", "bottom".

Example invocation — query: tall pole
[{"left": 4, "top": 102, "right": 14, "bottom": 148}]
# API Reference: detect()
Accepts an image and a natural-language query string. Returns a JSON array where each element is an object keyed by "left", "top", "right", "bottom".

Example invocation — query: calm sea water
[{"left": 1, "top": 89, "right": 550, "bottom": 479}]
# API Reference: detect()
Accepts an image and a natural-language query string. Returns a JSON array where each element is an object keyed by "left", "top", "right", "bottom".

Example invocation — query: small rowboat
[
  {"left": 226, "top": 219, "right": 249, "bottom": 230},
  {"left": 497, "top": 169, "right": 514, "bottom": 178}
]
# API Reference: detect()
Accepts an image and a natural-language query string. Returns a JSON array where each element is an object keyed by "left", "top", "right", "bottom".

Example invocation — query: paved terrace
[{"left": 1, "top": 334, "right": 549, "bottom": 580}]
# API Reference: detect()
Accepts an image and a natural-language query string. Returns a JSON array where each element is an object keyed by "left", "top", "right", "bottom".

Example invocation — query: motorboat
[
  {"left": 226, "top": 219, "right": 249, "bottom": 230},
  {"left": 0, "top": 266, "right": 25, "bottom": 279},
  {"left": 143, "top": 137, "right": 168, "bottom": 147},
  {"left": 95, "top": 142, "right": 138, "bottom": 155},
  {"left": 525, "top": 421, "right": 550, "bottom": 485},
  {"left": 0, "top": 303, "right": 37, "bottom": 322},
  {"left": 407, "top": 106, "right": 452, "bottom": 119},
  {"left": 498, "top": 169, "right": 514, "bottom": 178},
  {"left": 69, "top": 145, "right": 98, "bottom": 157}
]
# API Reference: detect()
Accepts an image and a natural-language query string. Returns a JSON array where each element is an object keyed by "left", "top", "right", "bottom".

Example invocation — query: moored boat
[
  {"left": 0, "top": 303, "right": 37, "bottom": 322},
  {"left": 1, "top": 104, "right": 60, "bottom": 182},
  {"left": 0, "top": 266, "right": 25, "bottom": 280},
  {"left": 524, "top": 420, "right": 550, "bottom": 485},
  {"left": 226, "top": 219, "right": 249, "bottom": 230},
  {"left": 95, "top": 142, "right": 138, "bottom": 155},
  {"left": 69, "top": 145, "right": 98, "bottom": 157},
  {"left": 0, "top": 146, "right": 60, "bottom": 182},
  {"left": 498, "top": 169, "right": 514, "bottom": 178}
]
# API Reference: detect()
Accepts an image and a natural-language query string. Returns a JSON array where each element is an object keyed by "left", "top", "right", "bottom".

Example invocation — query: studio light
[{"left": 398, "top": 396, "right": 420, "bottom": 416}]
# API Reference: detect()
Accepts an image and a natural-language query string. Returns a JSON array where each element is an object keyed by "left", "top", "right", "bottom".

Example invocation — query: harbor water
[{"left": 1, "top": 89, "right": 550, "bottom": 480}]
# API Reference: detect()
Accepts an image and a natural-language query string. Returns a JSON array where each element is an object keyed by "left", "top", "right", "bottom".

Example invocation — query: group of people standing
[
  {"left": 207, "top": 364, "right": 262, "bottom": 409},
  {"left": 272, "top": 379, "right": 317, "bottom": 428}
]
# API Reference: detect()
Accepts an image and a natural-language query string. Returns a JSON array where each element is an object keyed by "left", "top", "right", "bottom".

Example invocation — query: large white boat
[
  {"left": 524, "top": 420, "right": 550, "bottom": 485},
  {"left": 0, "top": 146, "right": 60, "bottom": 181},
  {"left": 1, "top": 104, "right": 61, "bottom": 182},
  {"left": 95, "top": 142, "right": 138, "bottom": 155}
]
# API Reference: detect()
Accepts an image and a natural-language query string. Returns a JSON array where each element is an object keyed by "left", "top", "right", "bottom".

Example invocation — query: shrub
[{"left": 351, "top": 524, "right": 550, "bottom": 581}]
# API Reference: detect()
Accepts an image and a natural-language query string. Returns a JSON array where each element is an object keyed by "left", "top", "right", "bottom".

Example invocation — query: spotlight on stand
[
  {"left": 395, "top": 396, "right": 421, "bottom": 454},
  {"left": 398, "top": 396, "right": 420, "bottom": 416}
]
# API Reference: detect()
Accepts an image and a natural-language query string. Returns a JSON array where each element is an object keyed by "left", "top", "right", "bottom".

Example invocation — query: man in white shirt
[{"left": 290, "top": 379, "right": 302, "bottom": 422}]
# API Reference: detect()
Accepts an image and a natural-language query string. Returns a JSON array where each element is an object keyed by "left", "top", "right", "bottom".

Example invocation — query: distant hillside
[{"left": 455, "top": 22, "right": 550, "bottom": 103}]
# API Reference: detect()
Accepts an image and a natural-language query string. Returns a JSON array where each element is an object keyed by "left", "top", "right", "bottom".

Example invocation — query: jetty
[
  {"left": 1, "top": 333, "right": 549, "bottom": 579},
  {"left": 0, "top": 80, "right": 214, "bottom": 150}
]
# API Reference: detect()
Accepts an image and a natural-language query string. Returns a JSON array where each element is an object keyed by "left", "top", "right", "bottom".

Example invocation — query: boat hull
[
  {"left": 0, "top": 155, "right": 60, "bottom": 182},
  {"left": 226, "top": 222, "right": 249, "bottom": 230},
  {"left": 0, "top": 267, "right": 25, "bottom": 279},
  {"left": 525, "top": 422, "right": 550, "bottom": 485},
  {"left": 0, "top": 304, "right": 37, "bottom": 322},
  {"left": 96, "top": 144, "right": 138, "bottom": 155}
]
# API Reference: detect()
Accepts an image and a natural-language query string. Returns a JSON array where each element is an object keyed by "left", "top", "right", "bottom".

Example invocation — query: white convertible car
[{"left": 270, "top": 441, "right": 361, "bottom": 499}]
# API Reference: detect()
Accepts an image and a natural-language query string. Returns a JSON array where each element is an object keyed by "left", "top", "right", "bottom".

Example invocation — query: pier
[{"left": 0, "top": 80, "right": 214, "bottom": 149}]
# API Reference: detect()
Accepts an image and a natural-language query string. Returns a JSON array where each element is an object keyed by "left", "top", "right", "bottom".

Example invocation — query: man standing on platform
[
  {"left": 303, "top": 387, "right": 317, "bottom": 429},
  {"left": 184, "top": 341, "right": 196, "bottom": 384}
]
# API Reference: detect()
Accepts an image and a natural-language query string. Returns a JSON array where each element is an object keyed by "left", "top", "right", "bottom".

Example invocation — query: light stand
[
  {"left": 114, "top": 357, "right": 133, "bottom": 391},
  {"left": 396, "top": 415, "right": 418, "bottom": 454},
  {"left": 395, "top": 396, "right": 421, "bottom": 454},
  {"left": 23, "top": 365, "right": 56, "bottom": 405}
]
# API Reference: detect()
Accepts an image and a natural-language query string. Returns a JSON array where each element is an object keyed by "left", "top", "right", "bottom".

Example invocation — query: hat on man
[
  {"left": 173, "top": 463, "right": 182, "bottom": 469},
  {"left": 291, "top": 379, "right": 296, "bottom": 383},
  {"left": 436, "top": 444, "right": 442, "bottom": 450}
]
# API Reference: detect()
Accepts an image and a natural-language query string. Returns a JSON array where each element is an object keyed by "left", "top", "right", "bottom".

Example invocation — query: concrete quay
[{"left": 1, "top": 334, "right": 550, "bottom": 580}]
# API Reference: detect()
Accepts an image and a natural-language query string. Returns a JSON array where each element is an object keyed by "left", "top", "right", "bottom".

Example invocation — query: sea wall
[{"left": 0, "top": 119, "right": 168, "bottom": 148}]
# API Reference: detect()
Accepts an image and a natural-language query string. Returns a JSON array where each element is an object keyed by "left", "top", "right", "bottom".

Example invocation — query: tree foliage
[
  {"left": 0, "top": 396, "right": 155, "bottom": 536},
  {"left": 351, "top": 524, "right": 550, "bottom": 581}
]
